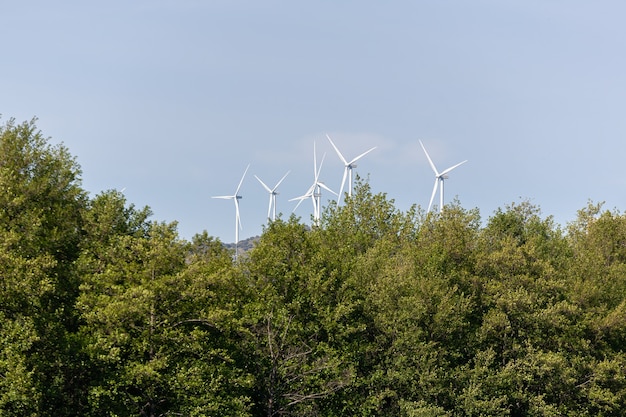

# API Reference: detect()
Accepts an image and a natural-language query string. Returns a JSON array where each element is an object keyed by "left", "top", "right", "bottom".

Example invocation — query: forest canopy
[{"left": 1, "top": 118, "right": 626, "bottom": 416}]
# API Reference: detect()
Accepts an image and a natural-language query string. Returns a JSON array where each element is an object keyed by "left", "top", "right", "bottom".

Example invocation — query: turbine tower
[
  {"left": 326, "top": 134, "right": 376, "bottom": 204},
  {"left": 419, "top": 140, "right": 467, "bottom": 213},
  {"left": 254, "top": 171, "right": 290, "bottom": 221},
  {"left": 290, "top": 142, "right": 336, "bottom": 225},
  {"left": 212, "top": 164, "right": 250, "bottom": 260}
]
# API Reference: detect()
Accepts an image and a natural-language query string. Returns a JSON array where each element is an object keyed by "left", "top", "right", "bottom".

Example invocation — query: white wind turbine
[
  {"left": 212, "top": 164, "right": 250, "bottom": 260},
  {"left": 290, "top": 142, "right": 337, "bottom": 225},
  {"left": 326, "top": 134, "right": 376, "bottom": 204},
  {"left": 254, "top": 171, "right": 290, "bottom": 222},
  {"left": 419, "top": 140, "right": 467, "bottom": 213}
]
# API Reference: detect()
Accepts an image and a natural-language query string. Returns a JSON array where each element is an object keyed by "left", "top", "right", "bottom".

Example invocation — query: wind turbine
[
  {"left": 290, "top": 142, "right": 337, "bottom": 225},
  {"left": 254, "top": 170, "right": 290, "bottom": 221},
  {"left": 419, "top": 140, "right": 467, "bottom": 213},
  {"left": 212, "top": 164, "right": 250, "bottom": 260},
  {"left": 326, "top": 134, "right": 376, "bottom": 204}
]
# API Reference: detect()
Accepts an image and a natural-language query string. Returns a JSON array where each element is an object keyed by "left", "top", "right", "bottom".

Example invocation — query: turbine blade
[
  {"left": 212, "top": 195, "right": 234, "bottom": 200},
  {"left": 289, "top": 194, "right": 307, "bottom": 202},
  {"left": 337, "top": 168, "right": 348, "bottom": 204},
  {"left": 348, "top": 146, "right": 377, "bottom": 164},
  {"left": 235, "top": 164, "right": 250, "bottom": 195},
  {"left": 419, "top": 140, "right": 440, "bottom": 176},
  {"left": 267, "top": 195, "right": 273, "bottom": 220},
  {"left": 272, "top": 170, "right": 290, "bottom": 191},
  {"left": 289, "top": 182, "right": 315, "bottom": 202},
  {"left": 254, "top": 175, "right": 272, "bottom": 193},
  {"left": 318, "top": 182, "right": 338, "bottom": 196},
  {"left": 428, "top": 179, "right": 438, "bottom": 213},
  {"left": 326, "top": 134, "right": 348, "bottom": 165},
  {"left": 313, "top": 141, "right": 317, "bottom": 177},
  {"left": 440, "top": 160, "right": 468, "bottom": 176},
  {"left": 316, "top": 152, "right": 326, "bottom": 181},
  {"left": 291, "top": 195, "right": 308, "bottom": 212},
  {"left": 303, "top": 182, "right": 316, "bottom": 197}
]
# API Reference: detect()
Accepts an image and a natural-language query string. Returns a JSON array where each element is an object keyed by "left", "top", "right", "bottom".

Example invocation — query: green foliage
[
  {"left": 244, "top": 218, "right": 353, "bottom": 416},
  {"left": 0, "top": 315, "right": 40, "bottom": 417},
  {"left": 77, "top": 195, "right": 254, "bottom": 416},
  {"left": 0, "top": 117, "right": 87, "bottom": 416},
  {"left": 3, "top": 118, "right": 626, "bottom": 415}
]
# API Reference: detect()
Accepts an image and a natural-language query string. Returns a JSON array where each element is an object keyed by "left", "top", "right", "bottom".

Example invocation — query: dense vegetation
[{"left": 2, "top": 118, "right": 626, "bottom": 416}]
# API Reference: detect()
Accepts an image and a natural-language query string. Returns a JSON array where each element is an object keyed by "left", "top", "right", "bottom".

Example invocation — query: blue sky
[{"left": 3, "top": 1, "right": 626, "bottom": 242}]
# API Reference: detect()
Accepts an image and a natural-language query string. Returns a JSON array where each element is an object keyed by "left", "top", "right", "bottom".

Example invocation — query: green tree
[
  {"left": 0, "top": 117, "right": 87, "bottom": 415},
  {"left": 244, "top": 217, "right": 352, "bottom": 416},
  {"left": 462, "top": 202, "right": 586, "bottom": 415},
  {"left": 173, "top": 231, "right": 255, "bottom": 416},
  {"left": 78, "top": 192, "right": 253, "bottom": 416},
  {"left": 78, "top": 216, "right": 185, "bottom": 415},
  {"left": 565, "top": 204, "right": 626, "bottom": 415},
  {"left": 343, "top": 203, "right": 480, "bottom": 416}
]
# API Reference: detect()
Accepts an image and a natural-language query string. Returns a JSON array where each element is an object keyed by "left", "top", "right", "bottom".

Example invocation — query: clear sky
[{"left": 3, "top": 1, "right": 626, "bottom": 242}]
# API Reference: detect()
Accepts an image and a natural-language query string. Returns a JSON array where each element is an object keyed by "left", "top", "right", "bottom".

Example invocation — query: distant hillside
[{"left": 223, "top": 235, "right": 260, "bottom": 256}]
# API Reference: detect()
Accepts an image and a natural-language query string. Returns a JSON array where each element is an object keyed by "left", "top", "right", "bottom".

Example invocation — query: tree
[
  {"left": 564, "top": 204, "right": 626, "bottom": 415},
  {"left": 7, "top": 117, "right": 626, "bottom": 415},
  {"left": 342, "top": 203, "right": 480, "bottom": 415},
  {"left": 244, "top": 217, "right": 352, "bottom": 416},
  {"left": 78, "top": 212, "right": 185, "bottom": 415},
  {"left": 462, "top": 202, "right": 587, "bottom": 415},
  {"left": 173, "top": 231, "right": 256, "bottom": 416},
  {"left": 0, "top": 117, "right": 87, "bottom": 415},
  {"left": 78, "top": 192, "right": 254, "bottom": 416}
]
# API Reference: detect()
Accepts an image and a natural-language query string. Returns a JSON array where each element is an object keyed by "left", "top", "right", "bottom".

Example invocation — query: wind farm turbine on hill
[
  {"left": 211, "top": 164, "right": 250, "bottom": 260},
  {"left": 419, "top": 140, "right": 468, "bottom": 213},
  {"left": 326, "top": 134, "right": 377, "bottom": 205},
  {"left": 210, "top": 136, "right": 468, "bottom": 246},
  {"left": 290, "top": 142, "right": 337, "bottom": 225},
  {"left": 255, "top": 171, "right": 290, "bottom": 222}
]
